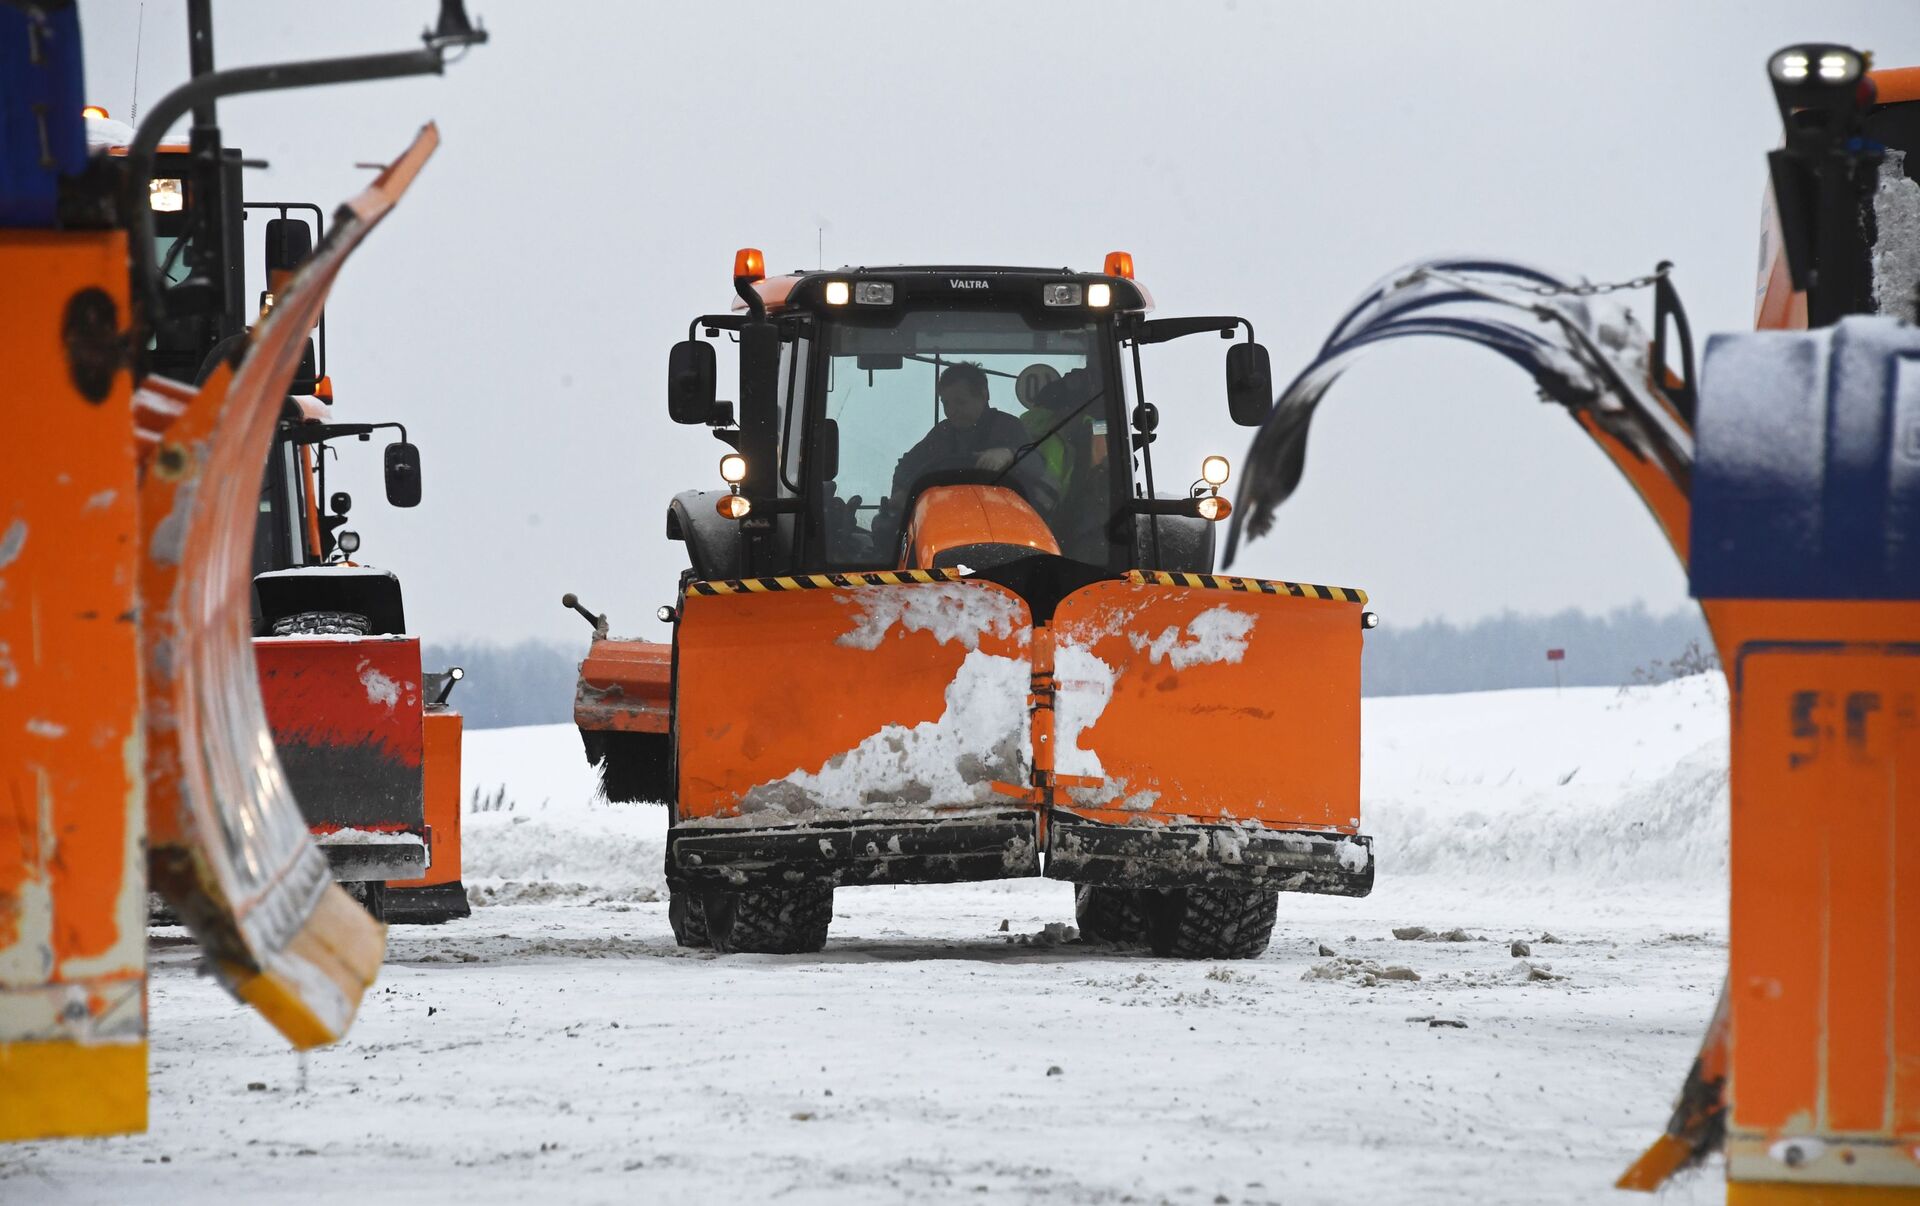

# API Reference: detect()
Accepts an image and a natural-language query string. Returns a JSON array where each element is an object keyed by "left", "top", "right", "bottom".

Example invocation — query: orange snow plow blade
[
  {"left": 572, "top": 635, "right": 674, "bottom": 803},
  {"left": 666, "top": 568, "right": 1373, "bottom": 894},
  {"left": 670, "top": 572, "right": 1038, "bottom": 885},
  {"left": 140, "top": 126, "right": 441, "bottom": 1049},
  {"left": 1045, "top": 572, "right": 1373, "bottom": 893},
  {"left": 574, "top": 639, "right": 671, "bottom": 734}
]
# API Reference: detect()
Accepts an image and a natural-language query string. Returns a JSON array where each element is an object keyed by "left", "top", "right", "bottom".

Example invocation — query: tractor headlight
[
  {"left": 1769, "top": 45, "right": 1861, "bottom": 86},
  {"left": 1195, "top": 495, "right": 1231, "bottom": 522},
  {"left": 716, "top": 494, "right": 752, "bottom": 519},
  {"left": 1201, "top": 455, "right": 1231, "bottom": 486},
  {"left": 1043, "top": 283, "right": 1083, "bottom": 307},
  {"left": 854, "top": 281, "right": 894, "bottom": 305},
  {"left": 1817, "top": 49, "right": 1861, "bottom": 82},
  {"left": 719, "top": 453, "right": 748, "bottom": 484},
  {"left": 337, "top": 530, "right": 361, "bottom": 555},
  {"left": 1086, "top": 282, "right": 1112, "bottom": 309},
  {"left": 824, "top": 280, "right": 850, "bottom": 306}
]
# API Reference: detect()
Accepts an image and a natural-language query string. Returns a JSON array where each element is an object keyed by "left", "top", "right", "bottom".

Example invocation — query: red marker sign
[{"left": 1546, "top": 648, "right": 1566, "bottom": 661}]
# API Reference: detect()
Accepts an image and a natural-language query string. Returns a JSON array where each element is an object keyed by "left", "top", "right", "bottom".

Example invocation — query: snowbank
[
  {"left": 458, "top": 723, "right": 667, "bottom": 904},
  {"left": 457, "top": 674, "right": 1731, "bottom": 903},
  {"left": 1362, "top": 674, "right": 1729, "bottom": 886}
]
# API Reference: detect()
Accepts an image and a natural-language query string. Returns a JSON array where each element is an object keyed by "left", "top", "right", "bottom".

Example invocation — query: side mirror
[
  {"left": 384, "top": 440, "right": 422, "bottom": 508},
  {"left": 668, "top": 339, "right": 721, "bottom": 424},
  {"left": 818, "top": 418, "right": 840, "bottom": 482},
  {"left": 1226, "top": 342, "right": 1274, "bottom": 427},
  {"left": 263, "top": 217, "right": 313, "bottom": 277}
]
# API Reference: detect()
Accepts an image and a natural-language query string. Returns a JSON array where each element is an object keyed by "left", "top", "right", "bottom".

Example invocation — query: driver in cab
[{"left": 890, "top": 362, "right": 1040, "bottom": 501}]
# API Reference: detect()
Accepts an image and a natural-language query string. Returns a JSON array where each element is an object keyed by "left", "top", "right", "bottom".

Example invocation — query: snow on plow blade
[
  {"left": 672, "top": 572, "right": 1038, "bottom": 886},
  {"left": 1045, "top": 572, "right": 1373, "bottom": 894},
  {"left": 139, "top": 127, "right": 443, "bottom": 1048}
]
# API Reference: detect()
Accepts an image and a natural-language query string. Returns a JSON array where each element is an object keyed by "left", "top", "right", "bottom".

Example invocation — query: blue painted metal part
[
  {"left": 1691, "top": 317, "right": 1920, "bottom": 600},
  {"left": 0, "top": 5, "right": 87, "bottom": 229}
]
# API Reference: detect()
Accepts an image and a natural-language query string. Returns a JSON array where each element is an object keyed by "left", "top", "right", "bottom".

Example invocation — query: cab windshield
[{"left": 817, "top": 309, "right": 1114, "bottom": 566}]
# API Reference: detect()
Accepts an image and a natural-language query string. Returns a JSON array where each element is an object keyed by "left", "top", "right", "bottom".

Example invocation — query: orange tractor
[
  {"left": 571, "top": 254, "right": 1376, "bottom": 956},
  {"left": 1221, "top": 43, "right": 1920, "bottom": 1206},
  {"left": 127, "top": 131, "right": 472, "bottom": 924}
]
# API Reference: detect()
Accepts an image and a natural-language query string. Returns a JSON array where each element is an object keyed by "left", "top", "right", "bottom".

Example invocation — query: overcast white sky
[{"left": 79, "top": 1, "right": 1920, "bottom": 644}]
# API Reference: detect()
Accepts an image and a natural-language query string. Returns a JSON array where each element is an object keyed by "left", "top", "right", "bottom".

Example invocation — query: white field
[{"left": 5, "top": 677, "right": 1731, "bottom": 1205}]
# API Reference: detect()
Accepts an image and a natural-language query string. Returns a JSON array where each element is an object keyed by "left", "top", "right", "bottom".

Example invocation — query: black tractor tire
[
  {"left": 271, "top": 610, "right": 371, "bottom": 637},
  {"left": 1074, "top": 884, "right": 1149, "bottom": 946},
  {"left": 700, "top": 885, "right": 833, "bottom": 955},
  {"left": 1142, "top": 886, "right": 1278, "bottom": 960},
  {"left": 596, "top": 731, "right": 673, "bottom": 804},
  {"left": 667, "top": 887, "right": 711, "bottom": 949}
]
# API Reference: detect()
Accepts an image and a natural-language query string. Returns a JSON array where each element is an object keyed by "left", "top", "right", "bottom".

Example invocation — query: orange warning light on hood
[
  {"left": 1103, "top": 250, "right": 1134, "bottom": 279},
  {"left": 733, "top": 247, "right": 765, "bottom": 283}
]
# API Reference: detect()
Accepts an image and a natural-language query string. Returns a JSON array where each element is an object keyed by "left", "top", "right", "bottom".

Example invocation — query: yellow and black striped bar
[
  {"left": 1126, "top": 569, "right": 1368, "bottom": 604},
  {"left": 688, "top": 569, "right": 961, "bottom": 596}
]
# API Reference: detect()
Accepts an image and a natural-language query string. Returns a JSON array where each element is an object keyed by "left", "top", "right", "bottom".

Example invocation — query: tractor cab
[{"left": 665, "top": 252, "right": 1273, "bottom": 596}]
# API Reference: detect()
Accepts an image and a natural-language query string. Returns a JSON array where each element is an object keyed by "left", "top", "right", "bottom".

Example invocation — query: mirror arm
[
  {"left": 282, "top": 420, "right": 406, "bottom": 446},
  {"left": 1133, "top": 315, "right": 1253, "bottom": 346},
  {"left": 729, "top": 497, "right": 803, "bottom": 516},
  {"left": 1126, "top": 497, "right": 1205, "bottom": 518}
]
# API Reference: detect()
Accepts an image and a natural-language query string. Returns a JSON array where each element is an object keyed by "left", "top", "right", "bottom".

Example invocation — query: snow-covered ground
[{"left": 5, "top": 677, "right": 1731, "bottom": 1205}]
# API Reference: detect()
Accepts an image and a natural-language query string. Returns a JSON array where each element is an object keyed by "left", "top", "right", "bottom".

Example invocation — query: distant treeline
[
  {"left": 1359, "top": 604, "right": 1713, "bottom": 696},
  {"left": 423, "top": 638, "right": 582, "bottom": 730},
  {"left": 430, "top": 604, "right": 1716, "bottom": 729}
]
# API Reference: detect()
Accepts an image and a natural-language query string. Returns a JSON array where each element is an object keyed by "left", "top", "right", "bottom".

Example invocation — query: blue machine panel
[
  {"left": 0, "top": 5, "right": 87, "bottom": 229},
  {"left": 1691, "top": 317, "right": 1920, "bottom": 600}
]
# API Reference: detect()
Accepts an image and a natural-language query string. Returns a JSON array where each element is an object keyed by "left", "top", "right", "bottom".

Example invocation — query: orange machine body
[
  {"left": 900, "top": 484, "right": 1061, "bottom": 569},
  {"left": 1695, "top": 66, "right": 1920, "bottom": 1197},
  {"left": 389, "top": 706, "right": 464, "bottom": 893},
  {"left": 0, "top": 229, "right": 149, "bottom": 1141},
  {"left": 1613, "top": 64, "right": 1920, "bottom": 1200},
  {"left": 1712, "top": 602, "right": 1920, "bottom": 1193}
]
